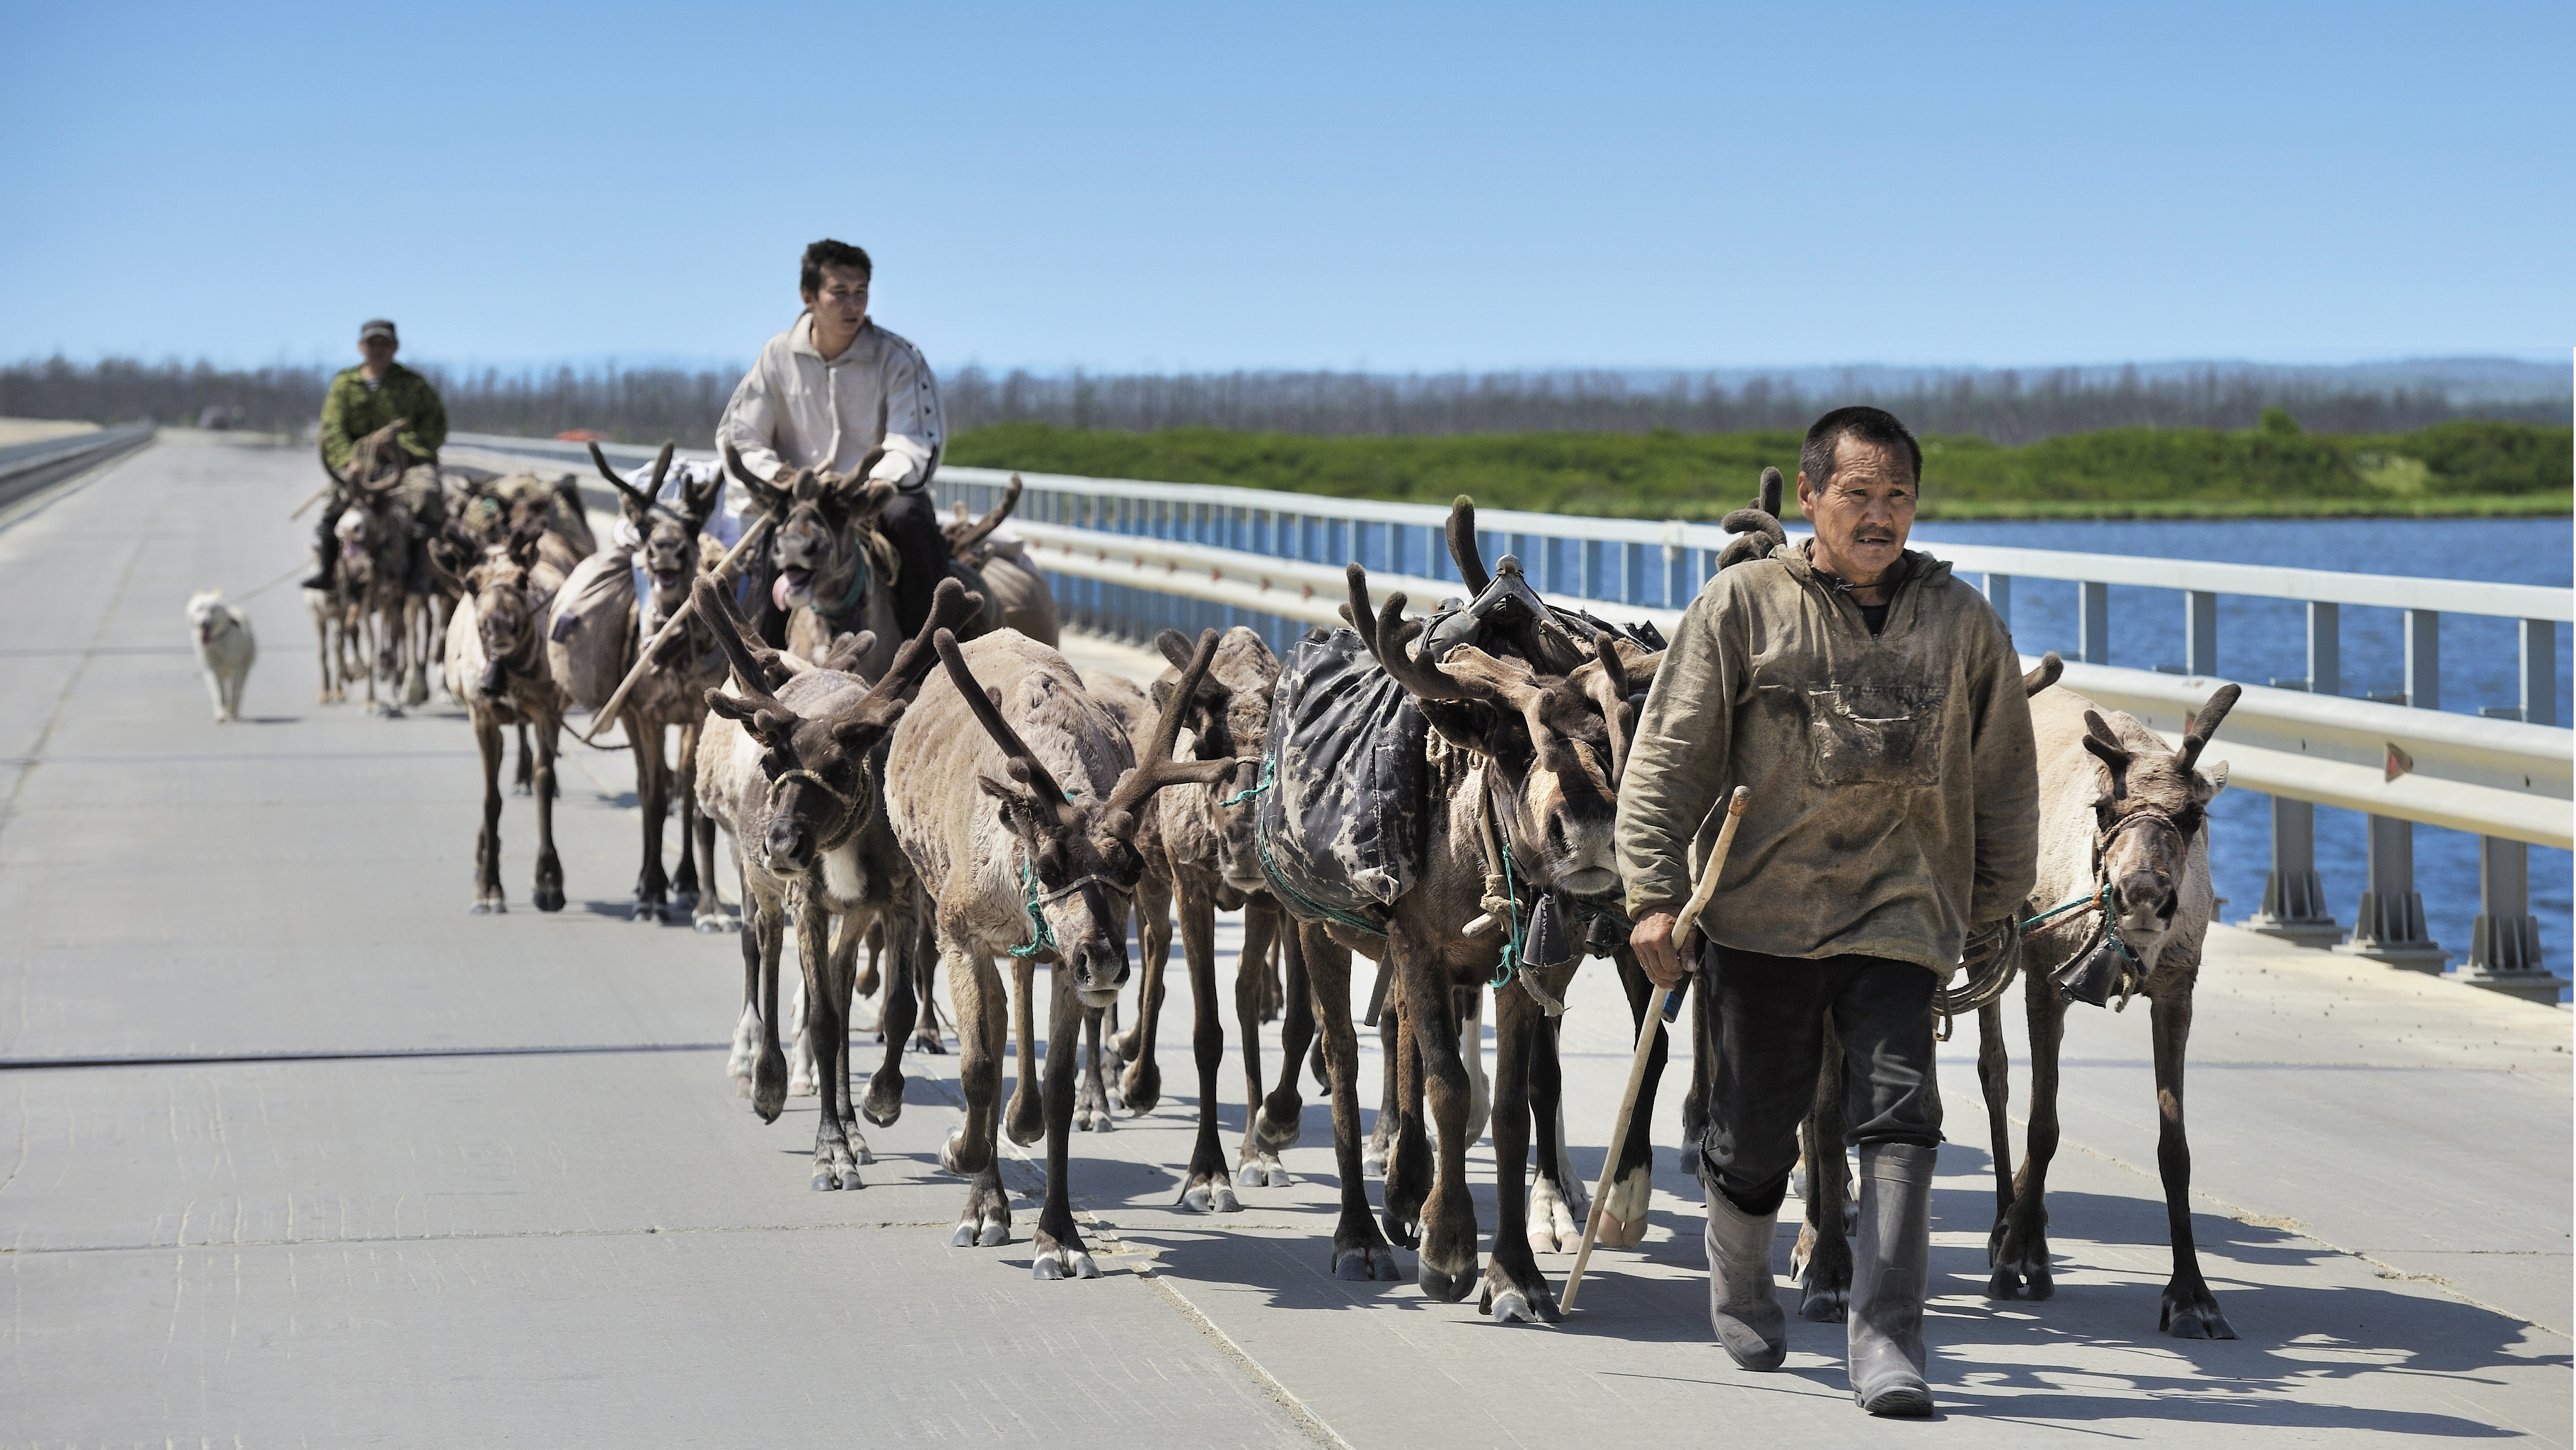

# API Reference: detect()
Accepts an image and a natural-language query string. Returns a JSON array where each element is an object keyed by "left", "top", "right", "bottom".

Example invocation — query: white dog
[{"left": 186, "top": 590, "right": 257, "bottom": 722}]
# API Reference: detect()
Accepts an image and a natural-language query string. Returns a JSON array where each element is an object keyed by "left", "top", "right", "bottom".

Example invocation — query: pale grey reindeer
[
  {"left": 441, "top": 522, "right": 570, "bottom": 913},
  {"left": 890, "top": 628, "right": 1234, "bottom": 1276}
]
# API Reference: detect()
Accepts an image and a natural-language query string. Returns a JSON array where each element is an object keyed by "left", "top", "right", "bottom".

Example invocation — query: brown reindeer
[
  {"left": 891, "top": 628, "right": 1235, "bottom": 1275},
  {"left": 720, "top": 443, "right": 905, "bottom": 675},
  {"left": 441, "top": 522, "right": 570, "bottom": 913},
  {"left": 1096, "top": 628, "right": 1316, "bottom": 1209},
  {"left": 689, "top": 573, "right": 976, "bottom": 1175},
  {"left": 574, "top": 442, "right": 729, "bottom": 925},
  {"left": 1287, "top": 532, "right": 1663, "bottom": 1322},
  {"left": 314, "top": 421, "right": 417, "bottom": 714}
]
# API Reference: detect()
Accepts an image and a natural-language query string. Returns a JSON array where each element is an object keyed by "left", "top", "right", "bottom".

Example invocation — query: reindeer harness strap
[{"left": 767, "top": 768, "right": 868, "bottom": 851}]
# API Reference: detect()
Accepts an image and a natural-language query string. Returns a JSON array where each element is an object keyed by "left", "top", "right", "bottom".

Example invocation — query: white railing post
[
  {"left": 1983, "top": 573, "right": 2012, "bottom": 629},
  {"left": 2341, "top": 609, "right": 2449, "bottom": 971}
]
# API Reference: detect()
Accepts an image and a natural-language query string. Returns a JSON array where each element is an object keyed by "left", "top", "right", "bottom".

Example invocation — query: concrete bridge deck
[{"left": 3, "top": 432, "right": 2568, "bottom": 1446}]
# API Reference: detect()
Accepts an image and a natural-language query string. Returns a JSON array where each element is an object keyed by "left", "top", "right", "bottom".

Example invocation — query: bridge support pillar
[
  {"left": 2459, "top": 837, "right": 2560, "bottom": 1001},
  {"left": 2338, "top": 814, "right": 2450, "bottom": 973},
  {"left": 2242, "top": 796, "right": 2343, "bottom": 948}
]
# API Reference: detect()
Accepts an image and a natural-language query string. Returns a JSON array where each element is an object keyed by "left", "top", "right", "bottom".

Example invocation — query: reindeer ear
[
  {"left": 2196, "top": 761, "right": 2229, "bottom": 799},
  {"left": 977, "top": 770, "right": 1028, "bottom": 808},
  {"left": 833, "top": 700, "right": 903, "bottom": 745},
  {"left": 1156, "top": 629, "right": 1195, "bottom": 672}
]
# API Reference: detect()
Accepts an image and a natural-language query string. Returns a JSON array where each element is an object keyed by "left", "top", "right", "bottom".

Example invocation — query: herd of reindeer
[{"left": 302, "top": 423, "right": 2246, "bottom": 1338}]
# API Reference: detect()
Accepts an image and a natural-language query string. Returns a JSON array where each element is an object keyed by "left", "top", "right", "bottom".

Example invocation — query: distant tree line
[{"left": 2, "top": 353, "right": 2561, "bottom": 447}]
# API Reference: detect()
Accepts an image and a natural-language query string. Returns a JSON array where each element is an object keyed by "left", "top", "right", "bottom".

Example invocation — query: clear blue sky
[{"left": 3, "top": 1, "right": 2568, "bottom": 374}]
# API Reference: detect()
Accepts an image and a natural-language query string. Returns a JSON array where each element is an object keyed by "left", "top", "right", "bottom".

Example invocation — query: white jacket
[{"left": 715, "top": 313, "right": 945, "bottom": 492}]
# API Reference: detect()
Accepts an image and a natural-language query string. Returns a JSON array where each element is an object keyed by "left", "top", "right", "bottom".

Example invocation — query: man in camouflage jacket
[{"left": 306, "top": 319, "right": 448, "bottom": 589}]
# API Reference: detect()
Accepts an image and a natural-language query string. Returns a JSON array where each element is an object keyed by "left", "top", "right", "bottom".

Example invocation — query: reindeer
[
  {"left": 944, "top": 474, "right": 1060, "bottom": 646},
  {"left": 1092, "top": 629, "right": 1316, "bottom": 1209},
  {"left": 573, "top": 443, "right": 730, "bottom": 925},
  {"left": 720, "top": 444, "right": 905, "bottom": 675},
  {"left": 441, "top": 523, "right": 571, "bottom": 913},
  {"left": 314, "top": 421, "right": 419, "bottom": 714},
  {"left": 890, "top": 628, "right": 1234, "bottom": 1275},
  {"left": 1979, "top": 679, "right": 2242, "bottom": 1338},
  {"left": 1281, "top": 501, "right": 1664, "bottom": 1322},
  {"left": 687, "top": 573, "right": 976, "bottom": 1183}
]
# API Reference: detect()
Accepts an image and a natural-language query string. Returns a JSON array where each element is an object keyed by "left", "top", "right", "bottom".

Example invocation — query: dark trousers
[
  {"left": 1696, "top": 944, "right": 1941, "bottom": 1217},
  {"left": 877, "top": 487, "right": 948, "bottom": 640}
]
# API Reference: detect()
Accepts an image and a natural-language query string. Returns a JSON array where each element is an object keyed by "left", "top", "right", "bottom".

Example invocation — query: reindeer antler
[
  {"left": 1570, "top": 628, "right": 1634, "bottom": 782},
  {"left": 2178, "top": 682, "right": 2240, "bottom": 772},
  {"left": 838, "top": 577, "right": 981, "bottom": 734},
  {"left": 1345, "top": 564, "right": 1482, "bottom": 703},
  {"left": 589, "top": 441, "right": 677, "bottom": 524},
  {"left": 1446, "top": 496, "right": 1491, "bottom": 594},
  {"left": 935, "top": 629, "right": 1081, "bottom": 832},
  {"left": 720, "top": 441, "right": 790, "bottom": 516},
  {"left": 2023, "top": 652, "right": 2064, "bottom": 697},
  {"left": 1106, "top": 629, "right": 1239, "bottom": 821},
  {"left": 946, "top": 475, "right": 1023, "bottom": 556},
  {"left": 692, "top": 573, "right": 797, "bottom": 701}
]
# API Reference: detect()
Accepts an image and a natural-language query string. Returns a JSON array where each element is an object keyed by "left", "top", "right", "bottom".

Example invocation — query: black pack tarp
[{"left": 1257, "top": 629, "right": 1431, "bottom": 935}]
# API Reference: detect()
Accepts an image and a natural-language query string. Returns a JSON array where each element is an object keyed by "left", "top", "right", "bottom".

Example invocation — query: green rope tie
[
  {"left": 1007, "top": 854, "right": 1056, "bottom": 959},
  {"left": 1219, "top": 755, "right": 1274, "bottom": 808},
  {"left": 2020, "top": 882, "right": 2109, "bottom": 932},
  {"left": 1488, "top": 842, "right": 1521, "bottom": 989}
]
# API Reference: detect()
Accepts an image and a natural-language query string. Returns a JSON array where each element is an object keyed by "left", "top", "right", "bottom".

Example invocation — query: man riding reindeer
[
  {"left": 305, "top": 318, "right": 449, "bottom": 592},
  {"left": 715, "top": 238, "right": 948, "bottom": 646},
  {"left": 1616, "top": 406, "right": 2039, "bottom": 1417}
]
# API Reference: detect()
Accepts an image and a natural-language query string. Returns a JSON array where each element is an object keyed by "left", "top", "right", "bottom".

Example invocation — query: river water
[{"left": 1902, "top": 517, "right": 2574, "bottom": 989}]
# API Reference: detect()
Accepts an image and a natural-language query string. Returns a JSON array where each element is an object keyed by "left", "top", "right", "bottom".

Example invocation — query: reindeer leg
[
  {"left": 529, "top": 714, "right": 565, "bottom": 912},
  {"left": 748, "top": 881, "right": 789, "bottom": 1123},
  {"left": 1526, "top": 1012, "right": 1582, "bottom": 1255},
  {"left": 727, "top": 867, "right": 764, "bottom": 1094},
  {"left": 862, "top": 911, "right": 928, "bottom": 1128},
  {"left": 1004, "top": 953, "right": 1045, "bottom": 1146},
  {"left": 857, "top": 920, "right": 883, "bottom": 1004},
  {"left": 632, "top": 718, "right": 670, "bottom": 922},
  {"left": 471, "top": 714, "right": 506, "bottom": 913},
  {"left": 1994, "top": 963, "right": 2065, "bottom": 1300},
  {"left": 1365, "top": 974, "right": 1403, "bottom": 1177},
  {"left": 1794, "top": 1018, "right": 1853, "bottom": 1321},
  {"left": 1031, "top": 960, "right": 1101, "bottom": 1280},
  {"left": 671, "top": 720, "right": 703, "bottom": 915},
  {"left": 1075, "top": 1006, "right": 1115, "bottom": 1134},
  {"left": 1382, "top": 978, "right": 1432, "bottom": 1247},
  {"left": 1244, "top": 905, "right": 1303, "bottom": 1183},
  {"left": 511, "top": 722, "right": 532, "bottom": 794},
  {"left": 800, "top": 898, "right": 862, "bottom": 1190},
  {"left": 1304, "top": 925, "right": 1398, "bottom": 1281},
  {"left": 1410, "top": 958, "right": 1480, "bottom": 1302},
  {"left": 941, "top": 943, "right": 1013, "bottom": 1248},
  {"left": 1447, "top": 986, "right": 1491, "bottom": 1149},
  {"left": 831, "top": 911, "right": 868, "bottom": 1156},
  {"left": 1976, "top": 996, "right": 2016, "bottom": 1285},
  {"left": 1118, "top": 873, "right": 1173, "bottom": 1113},
  {"left": 1480, "top": 974, "right": 1560, "bottom": 1322},
  {"left": 1167, "top": 888, "right": 1238, "bottom": 1208},
  {"left": 2152, "top": 983, "right": 2234, "bottom": 1338},
  {"left": 912, "top": 952, "right": 948, "bottom": 1055}
]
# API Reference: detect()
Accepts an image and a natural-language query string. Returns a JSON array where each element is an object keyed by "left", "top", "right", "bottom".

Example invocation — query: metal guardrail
[{"left": 0, "top": 424, "right": 157, "bottom": 511}]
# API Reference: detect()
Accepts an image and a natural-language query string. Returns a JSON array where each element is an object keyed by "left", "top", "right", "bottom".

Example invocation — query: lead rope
[{"left": 1932, "top": 881, "right": 2116, "bottom": 1039}]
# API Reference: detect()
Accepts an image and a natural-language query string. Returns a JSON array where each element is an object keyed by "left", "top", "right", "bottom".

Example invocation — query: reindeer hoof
[
  {"left": 695, "top": 914, "right": 738, "bottom": 934},
  {"left": 2162, "top": 1293, "right": 2236, "bottom": 1340},
  {"left": 1800, "top": 1283, "right": 1849, "bottom": 1322},
  {"left": 1031, "top": 1247, "right": 1099, "bottom": 1281},
  {"left": 1333, "top": 1246, "right": 1400, "bottom": 1282},
  {"left": 533, "top": 885, "right": 565, "bottom": 913},
  {"left": 861, "top": 1073, "right": 905, "bottom": 1128}
]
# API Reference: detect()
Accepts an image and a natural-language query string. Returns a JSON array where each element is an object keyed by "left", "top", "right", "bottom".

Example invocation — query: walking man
[
  {"left": 1616, "top": 405, "right": 2038, "bottom": 1416},
  {"left": 307, "top": 319, "right": 447, "bottom": 589},
  {"left": 717, "top": 238, "right": 946, "bottom": 643}
]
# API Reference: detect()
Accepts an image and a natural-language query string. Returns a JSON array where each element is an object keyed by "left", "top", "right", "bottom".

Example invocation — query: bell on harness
[
  {"left": 1520, "top": 890, "right": 1575, "bottom": 970},
  {"left": 2052, "top": 921, "right": 2136, "bottom": 1008}
]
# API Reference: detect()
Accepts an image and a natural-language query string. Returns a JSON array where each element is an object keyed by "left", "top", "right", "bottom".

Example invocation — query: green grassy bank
[{"left": 945, "top": 416, "right": 2571, "bottom": 520}]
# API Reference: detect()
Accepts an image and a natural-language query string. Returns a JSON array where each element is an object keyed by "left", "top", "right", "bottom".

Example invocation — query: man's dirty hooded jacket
[{"left": 1615, "top": 540, "right": 2039, "bottom": 976}]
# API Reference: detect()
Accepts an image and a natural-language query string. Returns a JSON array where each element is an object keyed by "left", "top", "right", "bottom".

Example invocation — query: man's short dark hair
[
  {"left": 800, "top": 239, "right": 873, "bottom": 295},
  {"left": 1800, "top": 406, "right": 1922, "bottom": 492}
]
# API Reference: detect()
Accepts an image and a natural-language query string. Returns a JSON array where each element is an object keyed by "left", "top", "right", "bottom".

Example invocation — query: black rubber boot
[
  {"left": 1849, "top": 1141, "right": 1937, "bottom": 1417},
  {"left": 1703, "top": 1188, "right": 1787, "bottom": 1370}
]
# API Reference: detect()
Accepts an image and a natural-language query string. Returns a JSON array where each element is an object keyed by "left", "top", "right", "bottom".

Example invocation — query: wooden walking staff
[
  {"left": 575, "top": 514, "right": 775, "bottom": 746},
  {"left": 1562, "top": 784, "right": 1751, "bottom": 1310}
]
